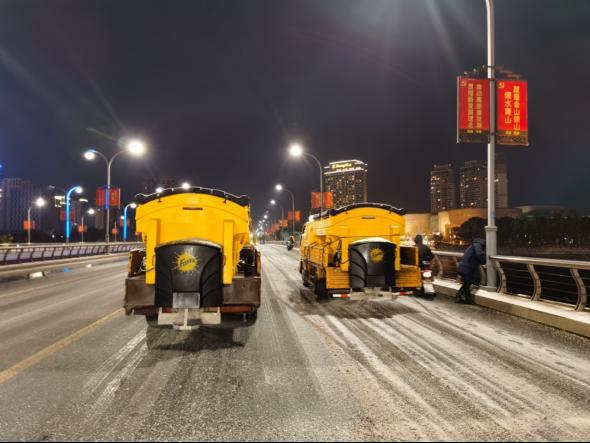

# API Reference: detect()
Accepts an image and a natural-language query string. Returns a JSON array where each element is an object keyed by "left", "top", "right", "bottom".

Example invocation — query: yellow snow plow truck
[
  {"left": 299, "top": 203, "right": 422, "bottom": 300},
  {"left": 124, "top": 187, "right": 260, "bottom": 330}
]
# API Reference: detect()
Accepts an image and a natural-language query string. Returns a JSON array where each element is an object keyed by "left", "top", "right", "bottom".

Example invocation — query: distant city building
[
  {"left": 459, "top": 155, "right": 508, "bottom": 209},
  {"left": 141, "top": 176, "right": 178, "bottom": 194},
  {"left": 515, "top": 205, "right": 571, "bottom": 218},
  {"left": 459, "top": 160, "right": 486, "bottom": 208},
  {"left": 495, "top": 154, "right": 508, "bottom": 209},
  {"left": 430, "top": 164, "right": 456, "bottom": 213},
  {"left": 323, "top": 160, "right": 368, "bottom": 208},
  {"left": 0, "top": 177, "right": 36, "bottom": 231},
  {"left": 436, "top": 207, "right": 522, "bottom": 242}
]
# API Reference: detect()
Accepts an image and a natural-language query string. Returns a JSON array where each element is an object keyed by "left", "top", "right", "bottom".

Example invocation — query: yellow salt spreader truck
[
  {"left": 124, "top": 187, "right": 260, "bottom": 330},
  {"left": 299, "top": 203, "right": 423, "bottom": 300}
]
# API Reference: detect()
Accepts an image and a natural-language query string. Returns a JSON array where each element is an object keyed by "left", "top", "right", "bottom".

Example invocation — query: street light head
[
  {"left": 84, "top": 150, "right": 96, "bottom": 161},
  {"left": 87, "top": 208, "right": 95, "bottom": 215},
  {"left": 35, "top": 197, "right": 46, "bottom": 208},
  {"left": 126, "top": 139, "right": 146, "bottom": 156},
  {"left": 181, "top": 182, "right": 191, "bottom": 190},
  {"left": 155, "top": 187, "right": 164, "bottom": 194},
  {"left": 75, "top": 187, "right": 83, "bottom": 194},
  {"left": 270, "top": 199, "right": 276, "bottom": 205},
  {"left": 120, "top": 216, "right": 125, "bottom": 220},
  {"left": 288, "top": 143, "right": 303, "bottom": 158},
  {"left": 130, "top": 202, "right": 137, "bottom": 209},
  {"left": 275, "top": 184, "right": 283, "bottom": 191},
  {"left": 264, "top": 215, "right": 268, "bottom": 219}
]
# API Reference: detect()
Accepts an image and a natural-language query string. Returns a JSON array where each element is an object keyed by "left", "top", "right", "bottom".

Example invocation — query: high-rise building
[
  {"left": 0, "top": 177, "right": 36, "bottom": 231},
  {"left": 430, "top": 164, "right": 456, "bottom": 213},
  {"left": 323, "top": 160, "right": 368, "bottom": 208},
  {"left": 459, "top": 156, "right": 508, "bottom": 209},
  {"left": 459, "top": 160, "right": 486, "bottom": 208},
  {"left": 495, "top": 154, "right": 508, "bottom": 209}
]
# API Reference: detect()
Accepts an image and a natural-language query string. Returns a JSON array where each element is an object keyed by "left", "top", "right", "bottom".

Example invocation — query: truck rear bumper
[{"left": 124, "top": 275, "right": 261, "bottom": 317}]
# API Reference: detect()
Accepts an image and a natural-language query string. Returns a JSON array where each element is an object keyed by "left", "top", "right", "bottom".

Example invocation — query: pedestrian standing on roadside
[{"left": 456, "top": 237, "right": 486, "bottom": 304}]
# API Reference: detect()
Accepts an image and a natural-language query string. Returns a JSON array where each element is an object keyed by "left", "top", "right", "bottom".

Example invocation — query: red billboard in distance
[
  {"left": 496, "top": 79, "right": 529, "bottom": 146},
  {"left": 457, "top": 77, "right": 490, "bottom": 144}
]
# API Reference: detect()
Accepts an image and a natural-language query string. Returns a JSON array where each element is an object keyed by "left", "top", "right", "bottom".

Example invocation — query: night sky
[{"left": 1, "top": 0, "right": 589, "bottom": 221}]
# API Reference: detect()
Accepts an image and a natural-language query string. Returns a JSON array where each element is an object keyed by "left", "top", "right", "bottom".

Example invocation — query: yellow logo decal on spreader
[
  {"left": 370, "top": 247, "right": 384, "bottom": 263},
  {"left": 175, "top": 251, "right": 198, "bottom": 273}
]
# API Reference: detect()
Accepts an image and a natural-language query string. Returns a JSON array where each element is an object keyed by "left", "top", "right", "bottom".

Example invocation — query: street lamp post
[
  {"left": 288, "top": 143, "right": 324, "bottom": 214},
  {"left": 270, "top": 200, "right": 284, "bottom": 222},
  {"left": 81, "top": 208, "right": 95, "bottom": 243},
  {"left": 27, "top": 197, "right": 46, "bottom": 244},
  {"left": 275, "top": 184, "right": 296, "bottom": 238},
  {"left": 123, "top": 202, "right": 137, "bottom": 241},
  {"left": 484, "top": 0, "right": 497, "bottom": 289},
  {"left": 65, "top": 186, "right": 83, "bottom": 243},
  {"left": 83, "top": 139, "right": 146, "bottom": 244}
]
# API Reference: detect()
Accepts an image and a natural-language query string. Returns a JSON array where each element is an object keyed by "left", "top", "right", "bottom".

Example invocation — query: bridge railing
[
  {"left": 432, "top": 251, "right": 590, "bottom": 312},
  {"left": 0, "top": 242, "right": 143, "bottom": 266}
]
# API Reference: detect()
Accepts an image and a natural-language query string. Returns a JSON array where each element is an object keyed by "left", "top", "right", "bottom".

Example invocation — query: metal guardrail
[
  {"left": 432, "top": 251, "right": 590, "bottom": 312},
  {"left": 0, "top": 242, "right": 143, "bottom": 266}
]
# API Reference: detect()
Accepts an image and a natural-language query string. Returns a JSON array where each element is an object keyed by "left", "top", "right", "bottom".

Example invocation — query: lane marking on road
[{"left": 0, "top": 308, "right": 125, "bottom": 385}]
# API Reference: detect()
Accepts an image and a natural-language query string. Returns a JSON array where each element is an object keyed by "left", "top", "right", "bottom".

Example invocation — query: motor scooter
[{"left": 419, "top": 260, "right": 436, "bottom": 296}]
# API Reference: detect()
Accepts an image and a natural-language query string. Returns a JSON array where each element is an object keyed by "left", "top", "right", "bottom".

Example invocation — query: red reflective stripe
[{"left": 221, "top": 305, "right": 253, "bottom": 314}]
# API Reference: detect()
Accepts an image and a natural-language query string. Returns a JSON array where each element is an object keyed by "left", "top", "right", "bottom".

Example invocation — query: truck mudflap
[
  {"left": 124, "top": 276, "right": 155, "bottom": 315},
  {"left": 222, "top": 275, "right": 261, "bottom": 307}
]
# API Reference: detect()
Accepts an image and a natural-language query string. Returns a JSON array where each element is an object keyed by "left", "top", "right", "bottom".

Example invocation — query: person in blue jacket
[{"left": 456, "top": 237, "right": 486, "bottom": 304}]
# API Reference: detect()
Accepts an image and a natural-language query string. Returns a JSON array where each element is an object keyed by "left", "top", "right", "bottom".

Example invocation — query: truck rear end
[{"left": 124, "top": 187, "right": 260, "bottom": 330}]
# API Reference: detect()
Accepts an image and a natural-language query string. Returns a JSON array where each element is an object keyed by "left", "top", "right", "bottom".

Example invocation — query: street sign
[
  {"left": 496, "top": 79, "right": 529, "bottom": 146},
  {"left": 457, "top": 77, "right": 490, "bottom": 144}
]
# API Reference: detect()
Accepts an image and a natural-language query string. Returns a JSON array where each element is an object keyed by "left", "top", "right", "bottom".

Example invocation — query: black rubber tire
[
  {"left": 302, "top": 269, "right": 311, "bottom": 287},
  {"left": 314, "top": 278, "right": 328, "bottom": 300}
]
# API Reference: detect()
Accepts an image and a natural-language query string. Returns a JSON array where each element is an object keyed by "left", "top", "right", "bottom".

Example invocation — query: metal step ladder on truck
[
  {"left": 299, "top": 203, "right": 425, "bottom": 300},
  {"left": 124, "top": 187, "right": 261, "bottom": 330}
]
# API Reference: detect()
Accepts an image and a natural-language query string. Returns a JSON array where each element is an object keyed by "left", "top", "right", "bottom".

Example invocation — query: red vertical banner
[
  {"left": 109, "top": 187, "right": 121, "bottom": 208},
  {"left": 23, "top": 220, "right": 36, "bottom": 230},
  {"left": 496, "top": 79, "right": 529, "bottom": 146},
  {"left": 311, "top": 192, "right": 334, "bottom": 210},
  {"left": 59, "top": 210, "right": 75, "bottom": 221},
  {"left": 96, "top": 187, "right": 105, "bottom": 207},
  {"left": 457, "top": 77, "right": 490, "bottom": 143},
  {"left": 288, "top": 211, "right": 301, "bottom": 222}
]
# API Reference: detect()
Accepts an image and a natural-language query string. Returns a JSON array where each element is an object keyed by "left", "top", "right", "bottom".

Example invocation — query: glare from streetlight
[
  {"left": 264, "top": 215, "right": 268, "bottom": 219},
  {"left": 75, "top": 187, "right": 83, "bottom": 194},
  {"left": 35, "top": 197, "right": 46, "bottom": 208},
  {"left": 275, "top": 184, "right": 283, "bottom": 191},
  {"left": 84, "top": 150, "right": 96, "bottom": 160},
  {"left": 130, "top": 203, "right": 137, "bottom": 209},
  {"left": 87, "top": 208, "right": 95, "bottom": 215},
  {"left": 270, "top": 199, "right": 276, "bottom": 205},
  {"left": 155, "top": 187, "right": 164, "bottom": 193},
  {"left": 126, "top": 139, "right": 146, "bottom": 156},
  {"left": 181, "top": 182, "right": 191, "bottom": 190},
  {"left": 288, "top": 143, "right": 303, "bottom": 157}
]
